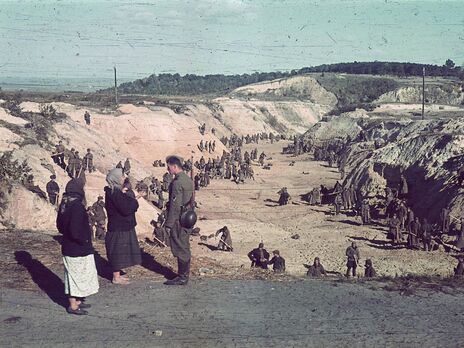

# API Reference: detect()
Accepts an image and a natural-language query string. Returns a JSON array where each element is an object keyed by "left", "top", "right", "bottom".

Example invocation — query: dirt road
[{"left": 2, "top": 279, "right": 464, "bottom": 347}]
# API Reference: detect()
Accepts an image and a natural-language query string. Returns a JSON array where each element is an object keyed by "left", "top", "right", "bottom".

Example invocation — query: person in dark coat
[
  {"left": 268, "top": 250, "right": 286, "bottom": 273},
  {"left": 215, "top": 226, "right": 233, "bottom": 251},
  {"left": 164, "top": 155, "right": 195, "bottom": 286},
  {"left": 84, "top": 111, "right": 91, "bottom": 125},
  {"left": 306, "top": 257, "right": 326, "bottom": 277},
  {"left": 46, "top": 175, "right": 60, "bottom": 205},
  {"left": 57, "top": 178, "right": 99, "bottom": 315},
  {"left": 248, "top": 243, "right": 270, "bottom": 269},
  {"left": 278, "top": 187, "right": 290, "bottom": 206},
  {"left": 345, "top": 242, "right": 360, "bottom": 277},
  {"left": 104, "top": 168, "right": 144, "bottom": 285}
]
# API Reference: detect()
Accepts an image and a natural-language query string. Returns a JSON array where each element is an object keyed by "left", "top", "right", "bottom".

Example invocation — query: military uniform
[
  {"left": 166, "top": 170, "right": 194, "bottom": 282},
  {"left": 46, "top": 178, "right": 60, "bottom": 205}
]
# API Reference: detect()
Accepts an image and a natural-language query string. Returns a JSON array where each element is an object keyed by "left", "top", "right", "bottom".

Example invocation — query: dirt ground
[
  {"left": 2, "top": 140, "right": 464, "bottom": 347},
  {"left": 2, "top": 278, "right": 464, "bottom": 347},
  {"left": 0, "top": 139, "right": 461, "bottom": 292}
]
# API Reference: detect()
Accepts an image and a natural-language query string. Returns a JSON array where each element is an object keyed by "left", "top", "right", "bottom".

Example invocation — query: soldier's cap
[
  {"left": 50, "top": 175, "right": 56, "bottom": 179},
  {"left": 98, "top": 195, "right": 103, "bottom": 200},
  {"left": 166, "top": 155, "right": 184, "bottom": 165}
]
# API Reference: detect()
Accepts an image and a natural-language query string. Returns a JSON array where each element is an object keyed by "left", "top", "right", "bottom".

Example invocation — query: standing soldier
[
  {"left": 157, "top": 188, "right": 166, "bottom": 210},
  {"left": 345, "top": 242, "right": 360, "bottom": 277},
  {"left": 83, "top": 149, "right": 94, "bottom": 173},
  {"left": 361, "top": 199, "right": 371, "bottom": 225},
  {"left": 164, "top": 155, "right": 195, "bottom": 286},
  {"left": 342, "top": 187, "right": 351, "bottom": 211},
  {"left": 440, "top": 207, "right": 451, "bottom": 234},
  {"left": 92, "top": 196, "right": 107, "bottom": 240},
  {"left": 84, "top": 111, "right": 91, "bottom": 125},
  {"left": 334, "top": 192, "right": 343, "bottom": 215},
  {"left": 46, "top": 175, "right": 60, "bottom": 205},
  {"left": 74, "top": 151, "right": 82, "bottom": 178},
  {"left": 162, "top": 172, "right": 172, "bottom": 192},
  {"left": 408, "top": 217, "right": 421, "bottom": 249},
  {"left": 421, "top": 219, "right": 434, "bottom": 251},
  {"left": 399, "top": 174, "right": 409, "bottom": 199},
  {"left": 55, "top": 140, "right": 66, "bottom": 168},
  {"left": 388, "top": 214, "right": 401, "bottom": 244}
]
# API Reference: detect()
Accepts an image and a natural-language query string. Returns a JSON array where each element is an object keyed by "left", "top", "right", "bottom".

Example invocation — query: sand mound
[{"left": 232, "top": 75, "right": 338, "bottom": 106}]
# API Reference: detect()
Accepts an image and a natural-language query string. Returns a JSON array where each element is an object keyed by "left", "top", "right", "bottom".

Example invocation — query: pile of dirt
[
  {"left": 377, "top": 85, "right": 464, "bottom": 105},
  {"left": 307, "top": 114, "right": 464, "bottom": 222}
]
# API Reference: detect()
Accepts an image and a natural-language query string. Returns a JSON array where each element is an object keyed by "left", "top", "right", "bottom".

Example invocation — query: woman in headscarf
[
  {"left": 104, "top": 168, "right": 145, "bottom": 284},
  {"left": 57, "top": 178, "right": 99, "bottom": 315}
]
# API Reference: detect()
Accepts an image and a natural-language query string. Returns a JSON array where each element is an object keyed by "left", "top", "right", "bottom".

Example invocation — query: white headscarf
[{"left": 106, "top": 168, "right": 124, "bottom": 191}]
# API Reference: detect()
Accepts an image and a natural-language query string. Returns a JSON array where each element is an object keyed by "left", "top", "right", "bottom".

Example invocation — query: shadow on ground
[{"left": 14, "top": 250, "right": 67, "bottom": 308}]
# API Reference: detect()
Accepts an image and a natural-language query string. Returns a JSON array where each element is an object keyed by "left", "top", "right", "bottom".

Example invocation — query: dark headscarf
[{"left": 59, "top": 179, "right": 86, "bottom": 215}]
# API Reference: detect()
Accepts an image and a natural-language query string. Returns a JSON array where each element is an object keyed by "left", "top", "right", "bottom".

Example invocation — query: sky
[{"left": 0, "top": 0, "right": 463, "bottom": 82}]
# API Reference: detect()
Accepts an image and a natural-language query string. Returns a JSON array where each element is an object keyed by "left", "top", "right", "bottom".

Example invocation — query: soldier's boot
[{"left": 164, "top": 259, "right": 189, "bottom": 286}]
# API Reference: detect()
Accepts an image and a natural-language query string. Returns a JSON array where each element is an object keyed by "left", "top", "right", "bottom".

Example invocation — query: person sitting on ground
[
  {"left": 306, "top": 257, "right": 326, "bottom": 278},
  {"left": 248, "top": 243, "right": 270, "bottom": 269},
  {"left": 278, "top": 187, "right": 290, "bottom": 206},
  {"left": 454, "top": 256, "right": 464, "bottom": 277},
  {"left": 364, "top": 259, "right": 377, "bottom": 278},
  {"left": 268, "top": 250, "right": 286, "bottom": 273}
]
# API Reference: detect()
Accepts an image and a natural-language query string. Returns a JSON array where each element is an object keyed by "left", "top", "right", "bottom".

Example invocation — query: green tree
[{"left": 445, "top": 59, "right": 455, "bottom": 69}]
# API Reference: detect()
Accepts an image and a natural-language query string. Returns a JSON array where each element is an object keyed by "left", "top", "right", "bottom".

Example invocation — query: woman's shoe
[{"left": 67, "top": 307, "right": 88, "bottom": 315}]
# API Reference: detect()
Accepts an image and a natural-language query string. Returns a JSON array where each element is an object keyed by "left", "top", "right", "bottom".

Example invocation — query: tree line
[{"left": 102, "top": 60, "right": 463, "bottom": 96}]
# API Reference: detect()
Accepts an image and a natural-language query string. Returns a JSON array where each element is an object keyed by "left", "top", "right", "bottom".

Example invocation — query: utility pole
[
  {"left": 421, "top": 66, "right": 425, "bottom": 120},
  {"left": 114, "top": 66, "right": 118, "bottom": 106}
]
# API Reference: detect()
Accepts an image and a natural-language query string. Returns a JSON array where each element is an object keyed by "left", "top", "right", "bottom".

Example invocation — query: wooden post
[
  {"left": 190, "top": 155, "right": 195, "bottom": 204},
  {"left": 114, "top": 66, "right": 118, "bottom": 106},
  {"left": 421, "top": 67, "right": 425, "bottom": 120}
]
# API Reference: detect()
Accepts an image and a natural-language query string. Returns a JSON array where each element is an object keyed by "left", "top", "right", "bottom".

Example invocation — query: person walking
[
  {"left": 104, "top": 168, "right": 145, "bottom": 285},
  {"left": 57, "top": 179, "right": 99, "bottom": 315}
]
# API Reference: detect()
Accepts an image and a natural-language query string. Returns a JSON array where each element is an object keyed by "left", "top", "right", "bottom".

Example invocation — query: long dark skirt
[{"left": 105, "top": 228, "right": 141, "bottom": 271}]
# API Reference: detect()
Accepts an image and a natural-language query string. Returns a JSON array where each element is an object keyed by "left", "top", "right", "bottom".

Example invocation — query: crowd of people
[{"left": 21, "top": 119, "right": 464, "bottom": 316}]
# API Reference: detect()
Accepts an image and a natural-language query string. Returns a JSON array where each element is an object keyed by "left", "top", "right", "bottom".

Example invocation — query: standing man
[
  {"left": 84, "top": 111, "right": 91, "bottom": 125},
  {"left": 345, "top": 241, "right": 360, "bottom": 278},
  {"left": 83, "top": 149, "right": 94, "bottom": 173},
  {"left": 46, "top": 175, "right": 60, "bottom": 205},
  {"left": 164, "top": 155, "right": 194, "bottom": 286},
  {"left": 55, "top": 141, "right": 66, "bottom": 169},
  {"left": 91, "top": 196, "right": 106, "bottom": 240}
]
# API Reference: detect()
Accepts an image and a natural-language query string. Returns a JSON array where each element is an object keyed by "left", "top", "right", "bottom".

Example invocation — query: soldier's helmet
[{"left": 180, "top": 210, "right": 197, "bottom": 229}]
